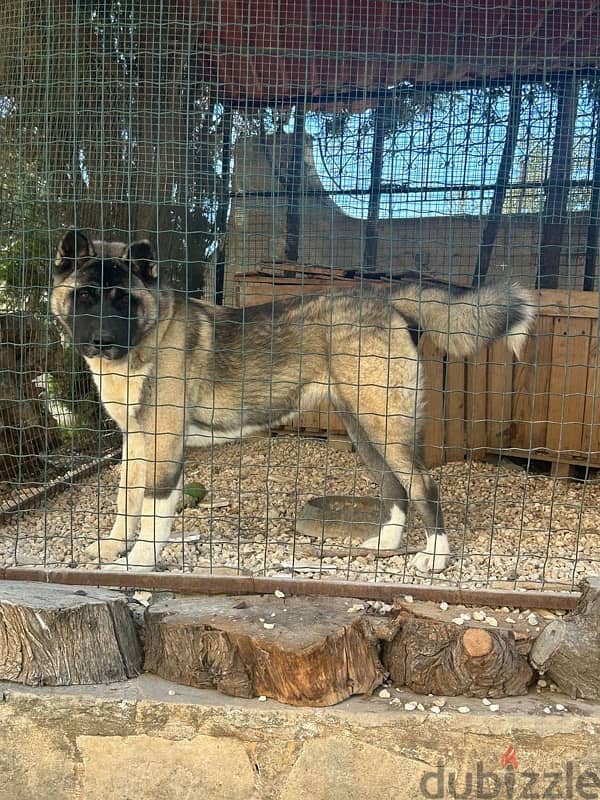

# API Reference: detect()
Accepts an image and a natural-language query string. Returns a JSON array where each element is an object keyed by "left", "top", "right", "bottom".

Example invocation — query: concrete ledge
[{"left": 2, "top": 677, "right": 600, "bottom": 800}]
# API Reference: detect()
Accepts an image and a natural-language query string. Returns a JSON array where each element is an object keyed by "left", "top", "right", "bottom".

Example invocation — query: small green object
[{"left": 183, "top": 482, "right": 207, "bottom": 501}]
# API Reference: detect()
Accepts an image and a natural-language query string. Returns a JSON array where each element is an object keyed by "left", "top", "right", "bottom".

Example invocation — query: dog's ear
[
  {"left": 54, "top": 229, "right": 95, "bottom": 276},
  {"left": 128, "top": 240, "right": 158, "bottom": 283}
]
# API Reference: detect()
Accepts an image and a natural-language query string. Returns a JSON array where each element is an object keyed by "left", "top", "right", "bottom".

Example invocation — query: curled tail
[{"left": 391, "top": 278, "right": 535, "bottom": 358}]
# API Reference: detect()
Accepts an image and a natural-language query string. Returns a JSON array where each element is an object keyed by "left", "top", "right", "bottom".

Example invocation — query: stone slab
[{"left": 2, "top": 676, "right": 600, "bottom": 799}]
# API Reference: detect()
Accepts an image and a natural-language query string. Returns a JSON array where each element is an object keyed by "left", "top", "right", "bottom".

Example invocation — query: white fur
[
  {"left": 411, "top": 533, "right": 451, "bottom": 574},
  {"left": 361, "top": 504, "right": 406, "bottom": 550},
  {"left": 107, "top": 478, "right": 182, "bottom": 571},
  {"left": 507, "top": 286, "right": 536, "bottom": 358}
]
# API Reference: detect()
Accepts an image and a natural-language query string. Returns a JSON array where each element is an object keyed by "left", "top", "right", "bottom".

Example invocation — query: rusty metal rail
[{"left": 0, "top": 566, "right": 579, "bottom": 610}]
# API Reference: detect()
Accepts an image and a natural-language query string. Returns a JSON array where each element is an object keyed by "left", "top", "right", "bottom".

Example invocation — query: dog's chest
[{"left": 86, "top": 357, "right": 151, "bottom": 430}]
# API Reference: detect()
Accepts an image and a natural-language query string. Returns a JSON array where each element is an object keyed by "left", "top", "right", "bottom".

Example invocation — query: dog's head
[{"left": 51, "top": 229, "right": 159, "bottom": 361}]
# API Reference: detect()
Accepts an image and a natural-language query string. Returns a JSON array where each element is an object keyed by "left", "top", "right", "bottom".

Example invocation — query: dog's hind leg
[
  {"left": 340, "top": 414, "right": 408, "bottom": 550},
  {"left": 330, "top": 317, "right": 450, "bottom": 571},
  {"left": 341, "top": 407, "right": 450, "bottom": 572},
  {"left": 381, "top": 441, "right": 450, "bottom": 573}
]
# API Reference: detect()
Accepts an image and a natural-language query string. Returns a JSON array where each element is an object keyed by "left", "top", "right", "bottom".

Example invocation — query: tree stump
[
  {"left": 383, "top": 599, "right": 534, "bottom": 697},
  {"left": 0, "top": 581, "right": 142, "bottom": 686},
  {"left": 0, "top": 313, "right": 62, "bottom": 477},
  {"left": 530, "top": 577, "right": 600, "bottom": 699},
  {"left": 144, "top": 594, "right": 383, "bottom": 706}
]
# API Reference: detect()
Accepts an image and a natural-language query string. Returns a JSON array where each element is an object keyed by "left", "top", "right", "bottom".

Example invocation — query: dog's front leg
[
  {"left": 85, "top": 429, "right": 146, "bottom": 564},
  {"left": 113, "top": 428, "right": 184, "bottom": 571}
]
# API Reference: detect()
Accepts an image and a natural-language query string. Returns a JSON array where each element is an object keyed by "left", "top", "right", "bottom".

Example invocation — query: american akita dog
[{"left": 51, "top": 229, "right": 534, "bottom": 572}]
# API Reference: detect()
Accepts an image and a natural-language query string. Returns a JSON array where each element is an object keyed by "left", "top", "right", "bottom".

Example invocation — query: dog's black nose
[
  {"left": 80, "top": 333, "right": 117, "bottom": 359},
  {"left": 93, "top": 333, "right": 116, "bottom": 349}
]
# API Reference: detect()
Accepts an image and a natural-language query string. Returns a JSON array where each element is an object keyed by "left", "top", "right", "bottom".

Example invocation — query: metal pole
[
  {"left": 214, "top": 107, "right": 232, "bottom": 304},
  {"left": 472, "top": 82, "right": 522, "bottom": 287},
  {"left": 537, "top": 75, "right": 579, "bottom": 289}
]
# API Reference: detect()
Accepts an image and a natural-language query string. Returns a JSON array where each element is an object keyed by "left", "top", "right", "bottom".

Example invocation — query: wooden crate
[
  {"left": 234, "top": 272, "right": 600, "bottom": 470},
  {"left": 481, "top": 290, "right": 600, "bottom": 472}
]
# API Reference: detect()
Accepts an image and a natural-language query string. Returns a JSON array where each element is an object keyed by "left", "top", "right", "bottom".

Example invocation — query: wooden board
[
  {"left": 545, "top": 316, "right": 591, "bottom": 456},
  {"left": 465, "top": 350, "right": 488, "bottom": 457},
  {"left": 485, "top": 339, "right": 515, "bottom": 451},
  {"left": 582, "top": 319, "right": 600, "bottom": 457},
  {"left": 444, "top": 356, "right": 467, "bottom": 462},
  {"left": 144, "top": 594, "right": 384, "bottom": 706}
]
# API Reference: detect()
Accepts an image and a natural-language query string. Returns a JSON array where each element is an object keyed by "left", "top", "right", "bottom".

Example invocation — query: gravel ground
[{"left": 1, "top": 434, "right": 599, "bottom": 589}]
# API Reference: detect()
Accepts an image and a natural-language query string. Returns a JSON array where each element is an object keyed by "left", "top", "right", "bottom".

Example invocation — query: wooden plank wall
[{"left": 235, "top": 273, "right": 600, "bottom": 469}]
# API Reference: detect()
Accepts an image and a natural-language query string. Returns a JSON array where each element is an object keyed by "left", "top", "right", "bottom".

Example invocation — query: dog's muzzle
[{"left": 79, "top": 336, "right": 127, "bottom": 360}]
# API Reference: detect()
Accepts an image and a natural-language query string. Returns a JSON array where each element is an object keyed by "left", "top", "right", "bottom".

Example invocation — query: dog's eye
[{"left": 74, "top": 288, "right": 94, "bottom": 304}]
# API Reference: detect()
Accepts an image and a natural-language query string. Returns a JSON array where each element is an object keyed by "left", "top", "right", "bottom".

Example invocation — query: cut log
[
  {"left": 144, "top": 594, "right": 383, "bottom": 706},
  {"left": 0, "top": 581, "right": 142, "bottom": 686},
  {"left": 530, "top": 577, "right": 600, "bottom": 699},
  {"left": 383, "top": 599, "right": 535, "bottom": 697}
]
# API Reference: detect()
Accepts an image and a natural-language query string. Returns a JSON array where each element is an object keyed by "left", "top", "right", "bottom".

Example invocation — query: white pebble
[
  {"left": 167, "top": 689, "right": 176, "bottom": 696},
  {"left": 485, "top": 616, "right": 499, "bottom": 627},
  {"left": 555, "top": 703, "right": 567, "bottom": 712},
  {"left": 133, "top": 591, "right": 152, "bottom": 607},
  {"left": 452, "top": 617, "right": 465, "bottom": 626},
  {"left": 537, "top": 679, "right": 548, "bottom": 688},
  {"left": 404, "top": 595, "right": 414, "bottom": 603},
  {"left": 274, "top": 590, "right": 285, "bottom": 598},
  {"left": 379, "top": 689, "right": 391, "bottom": 699},
  {"left": 259, "top": 617, "right": 265, "bottom": 622},
  {"left": 489, "top": 704, "right": 500, "bottom": 712},
  {"left": 390, "top": 697, "right": 402, "bottom": 705},
  {"left": 404, "top": 702, "right": 417, "bottom": 711},
  {"left": 258, "top": 695, "right": 267, "bottom": 702},
  {"left": 472, "top": 610, "right": 486, "bottom": 621},
  {"left": 460, "top": 613, "right": 472, "bottom": 621},
  {"left": 482, "top": 698, "right": 492, "bottom": 706},
  {"left": 440, "top": 601, "right": 449, "bottom": 611},
  {"left": 505, "top": 617, "right": 516, "bottom": 624},
  {"left": 263, "top": 622, "right": 275, "bottom": 630},
  {"left": 417, "top": 703, "right": 425, "bottom": 711},
  {"left": 457, "top": 706, "right": 471, "bottom": 714},
  {"left": 347, "top": 604, "right": 364, "bottom": 614},
  {"left": 430, "top": 705, "right": 441, "bottom": 714},
  {"left": 543, "top": 706, "right": 552, "bottom": 714},
  {"left": 527, "top": 613, "right": 539, "bottom": 626}
]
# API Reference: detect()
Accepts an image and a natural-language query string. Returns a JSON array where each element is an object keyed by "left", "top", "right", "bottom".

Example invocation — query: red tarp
[{"left": 182, "top": 0, "right": 600, "bottom": 103}]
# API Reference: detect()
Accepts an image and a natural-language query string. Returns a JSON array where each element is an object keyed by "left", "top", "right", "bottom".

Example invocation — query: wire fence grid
[{"left": 2, "top": 1, "right": 600, "bottom": 596}]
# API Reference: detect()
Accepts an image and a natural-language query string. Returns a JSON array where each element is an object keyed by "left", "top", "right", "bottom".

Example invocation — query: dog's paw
[
  {"left": 84, "top": 539, "right": 127, "bottom": 564},
  {"left": 411, "top": 550, "right": 451, "bottom": 574},
  {"left": 101, "top": 557, "right": 151, "bottom": 573},
  {"left": 360, "top": 505, "right": 406, "bottom": 550},
  {"left": 360, "top": 534, "right": 400, "bottom": 551}
]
